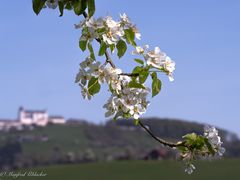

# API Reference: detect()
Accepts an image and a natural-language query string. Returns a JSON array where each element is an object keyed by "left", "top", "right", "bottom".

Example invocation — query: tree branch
[
  {"left": 138, "top": 120, "right": 185, "bottom": 148},
  {"left": 83, "top": 12, "right": 185, "bottom": 149},
  {"left": 119, "top": 73, "right": 139, "bottom": 77},
  {"left": 82, "top": 11, "right": 116, "bottom": 68}
]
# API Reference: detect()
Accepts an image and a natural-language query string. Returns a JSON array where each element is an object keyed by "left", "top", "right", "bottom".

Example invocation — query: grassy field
[{"left": 1, "top": 159, "right": 239, "bottom": 180}]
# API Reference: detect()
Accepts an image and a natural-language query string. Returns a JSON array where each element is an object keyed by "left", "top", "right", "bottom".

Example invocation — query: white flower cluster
[
  {"left": 76, "top": 56, "right": 150, "bottom": 120},
  {"left": 133, "top": 45, "right": 176, "bottom": 81},
  {"left": 204, "top": 126, "right": 226, "bottom": 156},
  {"left": 75, "top": 13, "right": 140, "bottom": 45},
  {"left": 103, "top": 84, "right": 150, "bottom": 120},
  {"left": 185, "top": 163, "right": 196, "bottom": 174}
]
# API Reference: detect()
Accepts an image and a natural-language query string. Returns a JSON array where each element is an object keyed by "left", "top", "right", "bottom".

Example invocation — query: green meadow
[{"left": 2, "top": 159, "right": 239, "bottom": 180}]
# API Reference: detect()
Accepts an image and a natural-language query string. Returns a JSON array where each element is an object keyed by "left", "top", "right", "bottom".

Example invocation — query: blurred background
[{"left": 0, "top": 0, "right": 240, "bottom": 179}]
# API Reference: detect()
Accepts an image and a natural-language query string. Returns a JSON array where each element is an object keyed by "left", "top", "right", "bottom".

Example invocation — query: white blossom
[
  {"left": 75, "top": 68, "right": 91, "bottom": 85},
  {"left": 103, "top": 96, "right": 119, "bottom": 117},
  {"left": 80, "top": 57, "right": 94, "bottom": 69},
  {"left": 132, "top": 45, "right": 149, "bottom": 55},
  {"left": 85, "top": 17, "right": 104, "bottom": 29},
  {"left": 129, "top": 105, "right": 146, "bottom": 119},
  {"left": 102, "top": 33, "right": 119, "bottom": 45},
  {"left": 79, "top": 84, "right": 92, "bottom": 100},
  {"left": 145, "top": 47, "right": 166, "bottom": 69},
  {"left": 132, "top": 26, "right": 141, "bottom": 40},
  {"left": 120, "top": 13, "right": 131, "bottom": 25},
  {"left": 185, "top": 164, "right": 195, "bottom": 174},
  {"left": 163, "top": 56, "right": 176, "bottom": 81},
  {"left": 204, "top": 126, "right": 225, "bottom": 156}
]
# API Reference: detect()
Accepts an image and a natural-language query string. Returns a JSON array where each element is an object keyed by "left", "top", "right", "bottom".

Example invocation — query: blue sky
[{"left": 0, "top": 0, "right": 239, "bottom": 135}]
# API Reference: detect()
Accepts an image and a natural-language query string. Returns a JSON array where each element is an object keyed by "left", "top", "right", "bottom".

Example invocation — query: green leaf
[
  {"left": 87, "top": 0, "right": 95, "bottom": 17},
  {"left": 98, "top": 42, "right": 107, "bottom": 56},
  {"left": 74, "top": 0, "right": 87, "bottom": 16},
  {"left": 123, "top": 113, "right": 131, "bottom": 119},
  {"left": 88, "top": 43, "right": 96, "bottom": 60},
  {"left": 129, "top": 80, "right": 145, "bottom": 89},
  {"left": 134, "top": 58, "right": 144, "bottom": 65},
  {"left": 109, "top": 44, "right": 115, "bottom": 53},
  {"left": 204, "top": 137, "right": 215, "bottom": 155},
  {"left": 124, "top": 29, "right": 136, "bottom": 46},
  {"left": 139, "top": 70, "right": 149, "bottom": 84},
  {"left": 183, "top": 133, "right": 198, "bottom": 141},
  {"left": 79, "top": 40, "right": 87, "bottom": 51},
  {"left": 132, "top": 66, "right": 142, "bottom": 74},
  {"left": 116, "top": 40, "right": 127, "bottom": 58},
  {"left": 88, "top": 77, "right": 100, "bottom": 95},
  {"left": 58, "top": 1, "right": 64, "bottom": 17},
  {"left": 32, "top": 0, "right": 46, "bottom": 15},
  {"left": 177, "top": 145, "right": 188, "bottom": 152},
  {"left": 97, "top": 27, "right": 106, "bottom": 34},
  {"left": 65, "top": 2, "right": 72, "bottom": 10},
  {"left": 151, "top": 72, "right": 162, "bottom": 97},
  {"left": 134, "top": 119, "right": 139, "bottom": 125},
  {"left": 151, "top": 72, "right": 157, "bottom": 79}
]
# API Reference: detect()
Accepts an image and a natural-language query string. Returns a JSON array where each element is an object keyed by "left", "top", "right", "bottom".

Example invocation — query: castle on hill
[{"left": 0, "top": 106, "right": 66, "bottom": 131}]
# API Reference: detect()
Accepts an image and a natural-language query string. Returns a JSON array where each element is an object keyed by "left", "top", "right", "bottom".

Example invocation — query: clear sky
[{"left": 0, "top": 0, "right": 239, "bottom": 135}]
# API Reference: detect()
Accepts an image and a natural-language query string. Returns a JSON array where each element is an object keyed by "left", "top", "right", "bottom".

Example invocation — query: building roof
[
  {"left": 19, "top": 106, "right": 47, "bottom": 114},
  {"left": 24, "top": 110, "right": 47, "bottom": 114},
  {"left": 49, "top": 116, "right": 64, "bottom": 119}
]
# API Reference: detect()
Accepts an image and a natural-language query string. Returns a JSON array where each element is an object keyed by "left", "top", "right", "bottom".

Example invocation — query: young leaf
[
  {"left": 129, "top": 80, "right": 145, "bottom": 89},
  {"left": 79, "top": 40, "right": 87, "bottom": 51},
  {"left": 116, "top": 40, "right": 127, "bottom": 58},
  {"left": 58, "top": 1, "right": 64, "bottom": 17},
  {"left": 124, "top": 29, "right": 136, "bottom": 46},
  {"left": 132, "top": 66, "right": 143, "bottom": 74},
  {"left": 32, "top": 0, "right": 47, "bottom": 15},
  {"left": 139, "top": 70, "right": 149, "bottom": 84},
  {"left": 98, "top": 42, "right": 107, "bottom": 56},
  {"left": 74, "top": 0, "right": 87, "bottom": 16},
  {"left": 65, "top": 2, "right": 72, "bottom": 10},
  {"left": 204, "top": 137, "right": 215, "bottom": 155},
  {"left": 88, "top": 77, "right": 100, "bottom": 95},
  {"left": 88, "top": 43, "right": 96, "bottom": 60},
  {"left": 87, "top": 0, "right": 95, "bottom": 17},
  {"left": 151, "top": 72, "right": 157, "bottom": 79},
  {"left": 109, "top": 44, "right": 115, "bottom": 53},
  {"left": 151, "top": 72, "right": 162, "bottom": 97},
  {"left": 134, "top": 119, "right": 140, "bottom": 125},
  {"left": 134, "top": 58, "right": 144, "bottom": 65}
]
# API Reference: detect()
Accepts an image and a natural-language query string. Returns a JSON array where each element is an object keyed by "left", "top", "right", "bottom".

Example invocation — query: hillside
[{"left": 0, "top": 117, "right": 239, "bottom": 169}]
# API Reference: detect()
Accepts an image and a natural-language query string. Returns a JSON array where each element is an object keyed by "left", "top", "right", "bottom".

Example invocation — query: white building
[
  {"left": 18, "top": 107, "right": 49, "bottom": 126},
  {"left": 49, "top": 116, "right": 66, "bottom": 124},
  {"left": 0, "top": 107, "right": 66, "bottom": 131},
  {"left": 0, "top": 119, "right": 22, "bottom": 131}
]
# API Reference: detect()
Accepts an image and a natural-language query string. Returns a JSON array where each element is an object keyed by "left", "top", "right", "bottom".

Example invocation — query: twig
[
  {"left": 119, "top": 73, "right": 139, "bottom": 77},
  {"left": 138, "top": 120, "right": 185, "bottom": 148}
]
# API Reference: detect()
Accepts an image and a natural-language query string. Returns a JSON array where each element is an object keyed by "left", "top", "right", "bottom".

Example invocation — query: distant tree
[{"left": 0, "top": 141, "right": 22, "bottom": 169}]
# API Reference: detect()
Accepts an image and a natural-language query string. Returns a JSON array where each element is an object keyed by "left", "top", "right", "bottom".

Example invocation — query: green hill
[{"left": 0, "top": 117, "right": 239, "bottom": 169}]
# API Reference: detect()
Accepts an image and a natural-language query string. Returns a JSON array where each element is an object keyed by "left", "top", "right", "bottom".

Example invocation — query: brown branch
[
  {"left": 82, "top": 11, "right": 116, "bottom": 68},
  {"left": 83, "top": 12, "right": 185, "bottom": 149},
  {"left": 119, "top": 73, "right": 139, "bottom": 77},
  {"left": 138, "top": 120, "right": 185, "bottom": 148}
]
